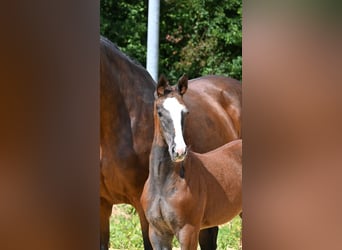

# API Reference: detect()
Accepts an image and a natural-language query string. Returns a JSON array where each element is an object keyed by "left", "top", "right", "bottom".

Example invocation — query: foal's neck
[{"left": 150, "top": 131, "right": 183, "bottom": 185}]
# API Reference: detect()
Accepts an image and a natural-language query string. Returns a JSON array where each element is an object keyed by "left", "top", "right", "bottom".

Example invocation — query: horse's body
[
  {"left": 142, "top": 142, "right": 242, "bottom": 248},
  {"left": 100, "top": 36, "right": 242, "bottom": 250},
  {"left": 141, "top": 76, "right": 242, "bottom": 249}
]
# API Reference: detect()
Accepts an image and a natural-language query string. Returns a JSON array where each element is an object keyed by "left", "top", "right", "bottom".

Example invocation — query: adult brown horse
[
  {"left": 141, "top": 75, "right": 242, "bottom": 249},
  {"left": 100, "top": 36, "right": 241, "bottom": 250}
]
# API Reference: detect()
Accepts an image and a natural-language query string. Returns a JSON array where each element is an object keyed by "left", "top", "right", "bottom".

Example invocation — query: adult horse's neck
[
  {"left": 100, "top": 36, "right": 156, "bottom": 163},
  {"left": 100, "top": 36, "right": 155, "bottom": 110}
]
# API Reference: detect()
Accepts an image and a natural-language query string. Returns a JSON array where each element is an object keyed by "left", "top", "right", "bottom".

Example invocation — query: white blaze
[{"left": 163, "top": 97, "right": 187, "bottom": 155}]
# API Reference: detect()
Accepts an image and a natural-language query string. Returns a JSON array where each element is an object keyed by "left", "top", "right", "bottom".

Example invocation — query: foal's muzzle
[{"left": 171, "top": 145, "right": 188, "bottom": 162}]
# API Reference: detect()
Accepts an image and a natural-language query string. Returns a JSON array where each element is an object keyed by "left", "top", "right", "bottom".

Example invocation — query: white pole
[{"left": 146, "top": 0, "right": 160, "bottom": 82}]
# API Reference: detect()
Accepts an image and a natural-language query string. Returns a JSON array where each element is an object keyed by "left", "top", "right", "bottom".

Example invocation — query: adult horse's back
[
  {"left": 100, "top": 36, "right": 242, "bottom": 250},
  {"left": 185, "top": 75, "right": 241, "bottom": 153}
]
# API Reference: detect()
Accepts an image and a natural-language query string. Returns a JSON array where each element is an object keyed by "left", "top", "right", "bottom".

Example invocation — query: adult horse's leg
[
  {"left": 239, "top": 212, "right": 243, "bottom": 249},
  {"left": 199, "top": 227, "right": 219, "bottom": 250},
  {"left": 100, "top": 198, "right": 112, "bottom": 250},
  {"left": 135, "top": 203, "right": 153, "bottom": 250}
]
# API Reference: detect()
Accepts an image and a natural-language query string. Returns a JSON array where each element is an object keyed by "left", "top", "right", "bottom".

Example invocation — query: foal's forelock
[{"left": 162, "top": 97, "right": 188, "bottom": 161}]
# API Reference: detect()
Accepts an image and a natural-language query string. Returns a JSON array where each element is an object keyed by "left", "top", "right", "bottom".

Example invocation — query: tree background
[{"left": 100, "top": 0, "right": 242, "bottom": 82}]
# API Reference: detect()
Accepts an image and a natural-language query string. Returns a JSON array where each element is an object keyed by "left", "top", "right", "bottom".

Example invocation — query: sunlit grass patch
[{"left": 110, "top": 204, "right": 241, "bottom": 250}]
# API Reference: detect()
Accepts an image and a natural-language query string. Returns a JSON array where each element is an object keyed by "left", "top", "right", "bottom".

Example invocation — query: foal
[{"left": 141, "top": 75, "right": 242, "bottom": 250}]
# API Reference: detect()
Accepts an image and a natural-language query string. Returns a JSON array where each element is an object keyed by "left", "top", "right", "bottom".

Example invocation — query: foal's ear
[
  {"left": 177, "top": 74, "right": 188, "bottom": 95},
  {"left": 156, "top": 74, "right": 169, "bottom": 97}
]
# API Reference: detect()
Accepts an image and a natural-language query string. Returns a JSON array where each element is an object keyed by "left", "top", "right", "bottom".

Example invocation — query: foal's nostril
[{"left": 175, "top": 147, "right": 185, "bottom": 156}]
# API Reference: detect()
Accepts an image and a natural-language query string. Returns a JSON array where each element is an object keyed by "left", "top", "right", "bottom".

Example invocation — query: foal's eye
[{"left": 157, "top": 111, "right": 163, "bottom": 117}]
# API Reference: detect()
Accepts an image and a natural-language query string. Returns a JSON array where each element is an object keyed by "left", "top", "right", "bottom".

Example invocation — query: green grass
[{"left": 110, "top": 204, "right": 242, "bottom": 250}]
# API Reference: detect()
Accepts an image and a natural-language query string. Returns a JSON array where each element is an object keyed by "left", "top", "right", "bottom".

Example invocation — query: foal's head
[{"left": 154, "top": 74, "right": 189, "bottom": 162}]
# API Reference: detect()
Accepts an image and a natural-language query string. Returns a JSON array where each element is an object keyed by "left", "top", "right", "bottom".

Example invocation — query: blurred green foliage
[{"left": 100, "top": 0, "right": 241, "bottom": 82}]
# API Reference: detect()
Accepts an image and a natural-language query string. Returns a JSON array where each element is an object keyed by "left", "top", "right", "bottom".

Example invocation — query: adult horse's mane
[{"left": 100, "top": 36, "right": 150, "bottom": 78}]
